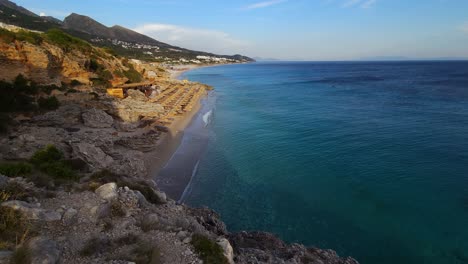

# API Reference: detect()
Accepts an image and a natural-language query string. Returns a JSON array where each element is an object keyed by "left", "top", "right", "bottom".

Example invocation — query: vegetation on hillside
[
  {"left": 0, "top": 75, "right": 61, "bottom": 114},
  {"left": 191, "top": 234, "right": 229, "bottom": 264}
]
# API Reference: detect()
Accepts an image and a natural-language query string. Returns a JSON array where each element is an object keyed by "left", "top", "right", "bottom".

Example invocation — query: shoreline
[{"left": 145, "top": 64, "right": 212, "bottom": 187}]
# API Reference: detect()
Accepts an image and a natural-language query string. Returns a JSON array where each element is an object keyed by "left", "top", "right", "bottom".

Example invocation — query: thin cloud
[
  {"left": 31, "top": 8, "right": 70, "bottom": 18},
  {"left": 244, "top": 0, "right": 287, "bottom": 10},
  {"left": 342, "top": 0, "right": 361, "bottom": 8},
  {"left": 134, "top": 23, "right": 250, "bottom": 55},
  {"left": 361, "top": 0, "right": 377, "bottom": 8},
  {"left": 342, "top": 0, "right": 377, "bottom": 8},
  {"left": 461, "top": 22, "right": 468, "bottom": 34}
]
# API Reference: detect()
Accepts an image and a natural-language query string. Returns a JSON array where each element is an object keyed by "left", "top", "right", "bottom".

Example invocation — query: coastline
[{"left": 145, "top": 64, "right": 214, "bottom": 190}]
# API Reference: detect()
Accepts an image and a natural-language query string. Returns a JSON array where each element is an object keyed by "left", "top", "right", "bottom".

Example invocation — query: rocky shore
[{"left": 0, "top": 26, "right": 358, "bottom": 264}]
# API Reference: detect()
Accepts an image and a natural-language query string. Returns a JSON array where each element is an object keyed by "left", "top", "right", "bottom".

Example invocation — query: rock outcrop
[{"left": 82, "top": 108, "right": 114, "bottom": 128}]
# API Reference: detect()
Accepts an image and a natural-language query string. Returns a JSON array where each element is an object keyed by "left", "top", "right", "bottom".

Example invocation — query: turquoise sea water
[{"left": 181, "top": 62, "right": 468, "bottom": 264}]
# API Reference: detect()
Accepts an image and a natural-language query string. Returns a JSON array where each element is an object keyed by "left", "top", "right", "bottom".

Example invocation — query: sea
[{"left": 178, "top": 61, "right": 468, "bottom": 264}]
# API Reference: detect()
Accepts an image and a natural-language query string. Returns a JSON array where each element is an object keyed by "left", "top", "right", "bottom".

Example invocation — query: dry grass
[{"left": 0, "top": 207, "right": 34, "bottom": 250}]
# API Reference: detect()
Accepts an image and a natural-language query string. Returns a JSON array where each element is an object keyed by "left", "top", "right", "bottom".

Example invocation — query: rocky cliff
[{"left": 0, "top": 26, "right": 358, "bottom": 264}]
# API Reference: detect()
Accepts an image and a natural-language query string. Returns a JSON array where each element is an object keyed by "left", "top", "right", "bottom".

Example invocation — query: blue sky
[{"left": 12, "top": 0, "right": 468, "bottom": 60}]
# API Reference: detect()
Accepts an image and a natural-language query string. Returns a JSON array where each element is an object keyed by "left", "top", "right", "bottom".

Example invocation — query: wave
[
  {"left": 178, "top": 160, "right": 200, "bottom": 203},
  {"left": 202, "top": 110, "right": 213, "bottom": 127}
]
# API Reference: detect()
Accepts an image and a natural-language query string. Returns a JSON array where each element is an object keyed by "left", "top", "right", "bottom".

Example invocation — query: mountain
[
  {"left": 0, "top": 0, "right": 254, "bottom": 62},
  {"left": 0, "top": 0, "right": 37, "bottom": 17},
  {"left": 63, "top": 14, "right": 169, "bottom": 48}
]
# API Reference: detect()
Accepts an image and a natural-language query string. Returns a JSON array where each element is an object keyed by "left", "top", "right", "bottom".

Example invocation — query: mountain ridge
[{"left": 0, "top": 0, "right": 254, "bottom": 62}]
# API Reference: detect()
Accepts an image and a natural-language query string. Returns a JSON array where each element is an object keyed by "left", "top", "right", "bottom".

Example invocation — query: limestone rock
[
  {"left": 217, "top": 238, "right": 234, "bottom": 264},
  {"left": 110, "top": 150, "right": 146, "bottom": 178},
  {"left": 28, "top": 237, "right": 60, "bottom": 264},
  {"left": 32, "top": 104, "right": 83, "bottom": 127},
  {"left": 229, "top": 231, "right": 359, "bottom": 264},
  {"left": 1, "top": 200, "right": 61, "bottom": 222},
  {"left": 95, "top": 183, "right": 118, "bottom": 201},
  {"left": 71, "top": 143, "right": 114, "bottom": 171},
  {"left": 2, "top": 126, "right": 70, "bottom": 160},
  {"left": 0, "top": 174, "right": 8, "bottom": 187},
  {"left": 90, "top": 203, "right": 111, "bottom": 221},
  {"left": 110, "top": 97, "right": 164, "bottom": 122},
  {"left": 126, "top": 89, "right": 148, "bottom": 101},
  {"left": 82, "top": 108, "right": 114, "bottom": 128},
  {"left": 154, "top": 190, "right": 167, "bottom": 204},
  {"left": 62, "top": 208, "right": 78, "bottom": 225},
  {"left": 0, "top": 250, "right": 13, "bottom": 264},
  {"left": 114, "top": 131, "right": 160, "bottom": 152}
]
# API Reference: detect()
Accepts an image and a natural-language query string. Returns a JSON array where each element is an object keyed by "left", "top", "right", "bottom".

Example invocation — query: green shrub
[
  {"left": 15, "top": 30, "right": 43, "bottom": 45},
  {"left": 30, "top": 145, "right": 77, "bottom": 183},
  {"left": 66, "top": 88, "right": 78, "bottom": 94},
  {"left": 70, "top": 79, "right": 82, "bottom": 86},
  {"left": 38, "top": 161, "right": 77, "bottom": 181},
  {"left": 191, "top": 234, "right": 229, "bottom": 264},
  {"left": 123, "top": 66, "right": 142, "bottom": 83},
  {"left": 87, "top": 59, "right": 100, "bottom": 72},
  {"left": 0, "top": 28, "right": 16, "bottom": 43},
  {"left": 0, "top": 79, "right": 36, "bottom": 113},
  {"left": 0, "top": 162, "right": 32, "bottom": 177},
  {"left": 103, "top": 47, "right": 118, "bottom": 57},
  {"left": 37, "top": 84, "right": 60, "bottom": 95},
  {"left": 30, "top": 145, "right": 63, "bottom": 165},
  {"left": 113, "top": 70, "right": 125, "bottom": 78},
  {"left": 44, "top": 29, "right": 91, "bottom": 53},
  {"left": 37, "top": 96, "right": 60, "bottom": 111},
  {"left": 0, "top": 114, "right": 12, "bottom": 133}
]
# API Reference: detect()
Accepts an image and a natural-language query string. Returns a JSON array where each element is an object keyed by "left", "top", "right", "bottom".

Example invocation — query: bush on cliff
[
  {"left": 30, "top": 145, "right": 77, "bottom": 183},
  {"left": 0, "top": 28, "right": 42, "bottom": 45},
  {"left": 44, "top": 29, "right": 92, "bottom": 53},
  {"left": 191, "top": 234, "right": 229, "bottom": 264},
  {"left": 0, "top": 114, "right": 12, "bottom": 134},
  {"left": 0, "top": 162, "right": 32, "bottom": 177},
  {"left": 15, "top": 30, "right": 43, "bottom": 45},
  {"left": 122, "top": 59, "right": 143, "bottom": 83},
  {"left": 37, "top": 96, "right": 60, "bottom": 111},
  {"left": 0, "top": 78, "right": 36, "bottom": 113}
]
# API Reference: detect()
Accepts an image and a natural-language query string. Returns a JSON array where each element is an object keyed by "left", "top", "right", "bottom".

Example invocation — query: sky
[{"left": 12, "top": 0, "right": 468, "bottom": 60}]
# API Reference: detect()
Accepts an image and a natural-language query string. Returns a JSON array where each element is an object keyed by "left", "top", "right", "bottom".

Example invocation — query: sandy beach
[{"left": 145, "top": 64, "right": 207, "bottom": 184}]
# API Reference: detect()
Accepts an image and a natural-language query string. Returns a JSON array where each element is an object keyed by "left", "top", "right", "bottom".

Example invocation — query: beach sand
[{"left": 144, "top": 64, "right": 206, "bottom": 182}]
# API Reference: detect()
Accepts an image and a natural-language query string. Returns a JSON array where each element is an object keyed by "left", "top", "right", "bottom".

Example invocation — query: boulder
[
  {"left": 95, "top": 183, "right": 118, "bottom": 201},
  {"left": 71, "top": 143, "right": 114, "bottom": 171},
  {"left": 140, "top": 213, "right": 159, "bottom": 231},
  {"left": 82, "top": 108, "right": 114, "bottom": 128},
  {"left": 217, "top": 238, "right": 234, "bottom": 264},
  {"left": 28, "top": 237, "right": 60, "bottom": 264},
  {"left": 0, "top": 174, "right": 8, "bottom": 188},
  {"left": 110, "top": 150, "right": 146, "bottom": 178},
  {"left": 32, "top": 104, "right": 82, "bottom": 127},
  {"left": 110, "top": 98, "right": 164, "bottom": 123},
  {"left": 89, "top": 203, "right": 111, "bottom": 221},
  {"left": 62, "top": 208, "right": 78, "bottom": 225},
  {"left": 0, "top": 251, "right": 13, "bottom": 264},
  {"left": 126, "top": 89, "right": 148, "bottom": 101}
]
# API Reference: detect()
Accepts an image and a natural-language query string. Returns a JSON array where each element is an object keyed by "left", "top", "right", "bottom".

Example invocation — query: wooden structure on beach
[
  {"left": 107, "top": 80, "right": 207, "bottom": 127},
  {"left": 106, "top": 82, "right": 153, "bottom": 99}
]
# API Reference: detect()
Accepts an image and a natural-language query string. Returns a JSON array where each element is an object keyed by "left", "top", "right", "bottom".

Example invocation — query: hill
[{"left": 0, "top": 0, "right": 254, "bottom": 63}]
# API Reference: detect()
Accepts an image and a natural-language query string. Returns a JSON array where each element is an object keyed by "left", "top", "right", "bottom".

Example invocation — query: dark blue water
[{"left": 181, "top": 62, "right": 468, "bottom": 264}]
